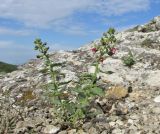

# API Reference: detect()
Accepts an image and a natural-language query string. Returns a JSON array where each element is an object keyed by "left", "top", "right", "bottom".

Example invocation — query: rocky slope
[{"left": 0, "top": 16, "right": 160, "bottom": 134}]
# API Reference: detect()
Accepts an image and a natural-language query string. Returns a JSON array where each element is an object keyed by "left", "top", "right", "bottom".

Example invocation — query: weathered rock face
[{"left": 0, "top": 16, "right": 160, "bottom": 134}]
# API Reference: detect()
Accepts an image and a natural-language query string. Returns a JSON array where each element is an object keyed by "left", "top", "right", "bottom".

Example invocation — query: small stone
[
  {"left": 109, "top": 121, "right": 116, "bottom": 126},
  {"left": 128, "top": 119, "right": 134, "bottom": 124},
  {"left": 130, "top": 114, "right": 139, "bottom": 120},
  {"left": 58, "top": 130, "right": 67, "bottom": 134},
  {"left": 15, "top": 119, "right": 35, "bottom": 133},
  {"left": 35, "top": 126, "right": 42, "bottom": 132},
  {"left": 154, "top": 95, "right": 160, "bottom": 103},
  {"left": 88, "top": 66, "right": 96, "bottom": 74},
  {"left": 129, "top": 125, "right": 138, "bottom": 131},
  {"left": 95, "top": 122, "right": 107, "bottom": 131},
  {"left": 152, "top": 107, "right": 160, "bottom": 114},
  {"left": 43, "top": 125, "right": 60, "bottom": 134},
  {"left": 77, "top": 129, "right": 87, "bottom": 134},
  {"left": 116, "top": 120, "right": 124, "bottom": 126},
  {"left": 145, "top": 71, "right": 160, "bottom": 87},
  {"left": 35, "top": 117, "right": 44, "bottom": 126},
  {"left": 88, "top": 127, "right": 98, "bottom": 134},
  {"left": 82, "top": 122, "right": 92, "bottom": 130},
  {"left": 68, "top": 129, "right": 77, "bottom": 134},
  {"left": 112, "top": 128, "right": 123, "bottom": 134},
  {"left": 101, "top": 130, "right": 108, "bottom": 134}
]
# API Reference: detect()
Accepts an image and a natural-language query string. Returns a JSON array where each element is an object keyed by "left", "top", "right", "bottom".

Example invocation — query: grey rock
[
  {"left": 82, "top": 122, "right": 92, "bottom": 131},
  {"left": 43, "top": 125, "right": 60, "bottom": 134},
  {"left": 112, "top": 128, "right": 124, "bottom": 134},
  {"left": 152, "top": 107, "right": 160, "bottom": 114},
  {"left": 128, "top": 119, "right": 134, "bottom": 125},
  {"left": 58, "top": 130, "right": 67, "bottom": 134},
  {"left": 88, "top": 127, "right": 98, "bottom": 134},
  {"left": 14, "top": 119, "right": 35, "bottom": 134},
  {"left": 145, "top": 71, "right": 160, "bottom": 87},
  {"left": 77, "top": 129, "right": 87, "bottom": 134},
  {"left": 116, "top": 120, "right": 124, "bottom": 126},
  {"left": 101, "top": 131, "right": 108, "bottom": 134},
  {"left": 68, "top": 129, "right": 77, "bottom": 134},
  {"left": 154, "top": 95, "right": 160, "bottom": 103},
  {"left": 130, "top": 115, "right": 139, "bottom": 120},
  {"left": 109, "top": 121, "right": 116, "bottom": 126}
]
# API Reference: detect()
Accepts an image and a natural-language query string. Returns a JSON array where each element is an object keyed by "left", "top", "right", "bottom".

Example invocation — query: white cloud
[
  {"left": 52, "top": 19, "right": 88, "bottom": 35},
  {"left": 0, "top": 26, "right": 35, "bottom": 36},
  {"left": 0, "top": 0, "right": 150, "bottom": 28},
  {"left": 91, "top": 0, "right": 150, "bottom": 15},
  {"left": 0, "top": 0, "right": 92, "bottom": 28}
]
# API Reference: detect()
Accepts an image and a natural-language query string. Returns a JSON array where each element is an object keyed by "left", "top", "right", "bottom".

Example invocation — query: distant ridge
[{"left": 0, "top": 61, "right": 17, "bottom": 73}]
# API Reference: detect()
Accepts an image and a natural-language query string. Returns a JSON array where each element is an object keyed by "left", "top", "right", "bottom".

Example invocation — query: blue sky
[{"left": 0, "top": 0, "right": 160, "bottom": 65}]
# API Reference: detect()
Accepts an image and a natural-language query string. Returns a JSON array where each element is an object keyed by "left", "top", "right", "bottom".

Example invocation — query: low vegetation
[
  {"left": 34, "top": 28, "right": 118, "bottom": 128},
  {"left": 0, "top": 62, "right": 17, "bottom": 74},
  {"left": 122, "top": 50, "right": 135, "bottom": 68},
  {"left": 141, "top": 38, "right": 154, "bottom": 48}
]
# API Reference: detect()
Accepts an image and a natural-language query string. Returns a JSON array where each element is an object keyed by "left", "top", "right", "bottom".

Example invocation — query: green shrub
[
  {"left": 91, "top": 28, "right": 117, "bottom": 63},
  {"left": 122, "top": 50, "right": 135, "bottom": 67}
]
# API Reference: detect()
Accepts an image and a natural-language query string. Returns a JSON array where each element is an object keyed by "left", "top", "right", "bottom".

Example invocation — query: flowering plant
[
  {"left": 91, "top": 28, "right": 117, "bottom": 63},
  {"left": 34, "top": 39, "right": 104, "bottom": 128}
]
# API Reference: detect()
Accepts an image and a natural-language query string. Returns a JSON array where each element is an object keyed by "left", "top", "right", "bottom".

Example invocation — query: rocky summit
[{"left": 1, "top": 16, "right": 160, "bottom": 134}]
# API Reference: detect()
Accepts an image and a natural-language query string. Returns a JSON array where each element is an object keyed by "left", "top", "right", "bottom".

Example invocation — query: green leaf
[
  {"left": 50, "top": 97, "right": 61, "bottom": 105},
  {"left": 91, "top": 87, "right": 104, "bottom": 96},
  {"left": 79, "top": 98, "right": 89, "bottom": 107},
  {"left": 73, "top": 87, "right": 82, "bottom": 93}
]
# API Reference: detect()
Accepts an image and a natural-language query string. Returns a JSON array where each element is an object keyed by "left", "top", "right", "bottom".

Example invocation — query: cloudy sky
[{"left": 0, "top": 0, "right": 160, "bottom": 64}]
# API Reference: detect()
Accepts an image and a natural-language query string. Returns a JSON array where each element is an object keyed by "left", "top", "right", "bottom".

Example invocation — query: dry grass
[{"left": 105, "top": 86, "right": 128, "bottom": 100}]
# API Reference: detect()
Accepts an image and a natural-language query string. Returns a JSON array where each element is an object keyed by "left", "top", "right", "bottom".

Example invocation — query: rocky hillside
[{"left": 0, "top": 16, "right": 160, "bottom": 134}]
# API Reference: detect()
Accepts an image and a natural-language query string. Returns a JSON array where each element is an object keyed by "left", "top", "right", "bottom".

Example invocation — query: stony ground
[{"left": 0, "top": 16, "right": 160, "bottom": 134}]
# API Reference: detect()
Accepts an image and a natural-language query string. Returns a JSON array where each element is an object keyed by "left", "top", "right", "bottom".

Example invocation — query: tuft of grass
[
  {"left": 141, "top": 39, "right": 154, "bottom": 48},
  {"left": 122, "top": 50, "right": 135, "bottom": 68},
  {"left": 105, "top": 86, "right": 128, "bottom": 100}
]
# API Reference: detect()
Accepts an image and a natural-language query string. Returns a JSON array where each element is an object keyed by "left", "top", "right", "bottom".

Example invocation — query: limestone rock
[
  {"left": 43, "top": 125, "right": 60, "bottom": 134},
  {"left": 154, "top": 95, "right": 160, "bottom": 103},
  {"left": 145, "top": 71, "right": 160, "bottom": 87}
]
